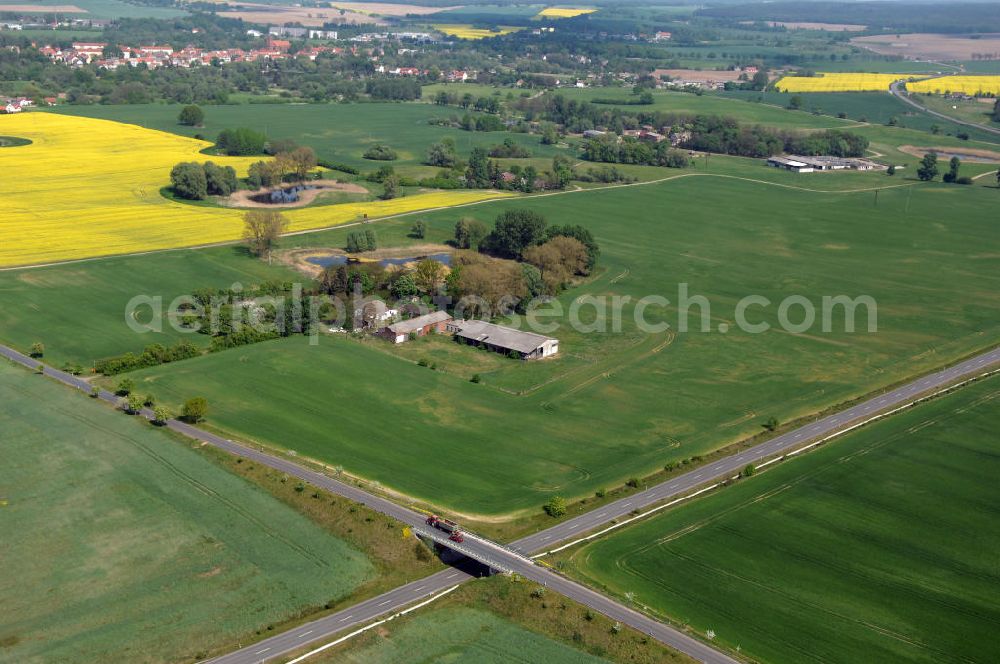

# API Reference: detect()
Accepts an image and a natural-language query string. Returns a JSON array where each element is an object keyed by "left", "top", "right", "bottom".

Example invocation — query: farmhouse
[
  {"left": 381, "top": 310, "right": 452, "bottom": 344},
  {"left": 449, "top": 320, "right": 559, "bottom": 360}
]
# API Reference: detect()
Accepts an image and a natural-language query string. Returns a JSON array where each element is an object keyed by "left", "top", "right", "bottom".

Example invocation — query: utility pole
[{"left": 874, "top": 188, "right": 879, "bottom": 207}]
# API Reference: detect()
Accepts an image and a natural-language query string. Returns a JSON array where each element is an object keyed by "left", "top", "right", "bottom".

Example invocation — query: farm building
[
  {"left": 769, "top": 155, "right": 885, "bottom": 172},
  {"left": 380, "top": 310, "right": 452, "bottom": 344},
  {"left": 767, "top": 156, "right": 814, "bottom": 172},
  {"left": 449, "top": 320, "right": 559, "bottom": 360}
]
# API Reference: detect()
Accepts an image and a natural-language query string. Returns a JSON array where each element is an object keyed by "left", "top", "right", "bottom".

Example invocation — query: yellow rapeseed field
[
  {"left": 537, "top": 7, "right": 597, "bottom": 18},
  {"left": 0, "top": 113, "right": 512, "bottom": 268},
  {"left": 907, "top": 75, "right": 1000, "bottom": 95},
  {"left": 432, "top": 24, "right": 525, "bottom": 39},
  {"left": 774, "top": 72, "right": 914, "bottom": 92}
]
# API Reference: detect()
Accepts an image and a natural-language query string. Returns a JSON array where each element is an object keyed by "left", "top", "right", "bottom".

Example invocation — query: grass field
[
  {"left": 0, "top": 0, "right": 185, "bottom": 17},
  {"left": 0, "top": 246, "right": 301, "bottom": 368},
  {"left": 548, "top": 88, "right": 857, "bottom": 129},
  {"left": 326, "top": 607, "right": 609, "bottom": 663},
  {"left": 309, "top": 573, "right": 693, "bottom": 664},
  {"left": 0, "top": 112, "right": 510, "bottom": 266},
  {"left": 0, "top": 360, "right": 372, "bottom": 662},
  {"left": 51, "top": 102, "right": 566, "bottom": 178},
  {"left": 110, "top": 174, "right": 1000, "bottom": 516},
  {"left": 717, "top": 89, "right": 1000, "bottom": 144},
  {"left": 565, "top": 375, "right": 1000, "bottom": 664}
]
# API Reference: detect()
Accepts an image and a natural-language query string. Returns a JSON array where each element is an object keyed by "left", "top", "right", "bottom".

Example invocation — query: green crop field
[
  {"left": 0, "top": 360, "right": 372, "bottom": 662},
  {"left": 323, "top": 607, "right": 609, "bottom": 664},
  {"left": 104, "top": 174, "right": 1000, "bottom": 516},
  {"left": 0, "top": 0, "right": 186, "bottom": 18},
  {"left": 0, "top": 246, "right": 300, "bottom": 369},
  {"left": 548, "top": 88, "right": 857, "bottom": 129},
  {"left": 50, "top": 102, "right": 567, "bottom": 179},
  {"left": 565, "top": 375, "right": 1000, "bottom": 664},
  {"left": 719, "top": 90, "right": 1000, "bottom": 145}
]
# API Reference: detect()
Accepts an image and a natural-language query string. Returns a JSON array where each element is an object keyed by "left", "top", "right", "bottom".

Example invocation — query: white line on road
[
  {"left": 299, "top": 631, "right": 313, "bottom": 638},
  {"left": 255, "top": 648, "right": 270, "bottom": 654},
  {"left": 338, "top": 615, "right": 353, "bottom": 622}
]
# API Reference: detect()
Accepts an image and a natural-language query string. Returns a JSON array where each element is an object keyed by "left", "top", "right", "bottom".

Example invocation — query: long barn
[{"left": 449, "top": 320, "right": 559, "bottom": 360}]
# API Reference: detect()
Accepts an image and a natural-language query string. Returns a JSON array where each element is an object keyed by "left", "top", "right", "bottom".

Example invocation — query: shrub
[
  {"left": 116, "top": 377, "right": 135, "bottom": 396},
  {"left": 363, "top": 144, "right": 398, "bottom": 161},
  {"left": 181, "top": 397, "right": 208, "bottom": 423},
  {"left": 543, "top": 495, "right": 567, "bottom": 517},
  {"left": 741, "top": 463, "right": 757, "bottom": 478},
  {"left": 414, "top": 540, "right": 433, "bottom": 561},
  {"left": 152, "top": 406, "right": 171, "bottom": 425},
  {"left": 595, "top": 488, "right": 606, "bottom": 498},
  {"left": 178, "top": 104, "right": 204, "bottom": 126},
  {"left": 470, "top": 373, "right": 482, "bottom": 383},
  {"left": 170, "top": 161, "right": 208, "bottom": 200},
  {"left": 626, "top": 477, "right": 640, "bottom": 488},
  {"left": 29, "top": 341, "right": 44, "bottom": 358}
]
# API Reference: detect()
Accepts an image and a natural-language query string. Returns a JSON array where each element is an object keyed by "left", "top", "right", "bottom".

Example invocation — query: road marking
[
  {"left": 378, "top": 600, "right": 391, "bottom": 606},
  {"left": 594, "top": 512, "right": 606, "bottom": 518},
  {"left": 255, "top": 647, "right": 270, "bottom": 654},
  {"left": 445, "top": 573, "right": 459, "bottom": 579},
  {"left": 413, "top": 586, "right": 425, "bottom": 592},
  {"left": 299, "top": 630, "right": 313, "bottom": 638},
  {"left": 339, "top": 615, "right": 353, "bottom": 622}
]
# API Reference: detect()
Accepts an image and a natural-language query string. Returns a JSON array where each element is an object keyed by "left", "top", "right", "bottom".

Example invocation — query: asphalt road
[
  {"left": 889, "top": 80, "right": 1000, "bottom": 137},
  {"left": 4, "top": 341, "right": 998, "bottom": 664}
]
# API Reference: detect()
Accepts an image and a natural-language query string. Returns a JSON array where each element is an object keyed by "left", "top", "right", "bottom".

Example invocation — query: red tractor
[{"left": 425, "top": 515, "right": 464, "bottom": 543}]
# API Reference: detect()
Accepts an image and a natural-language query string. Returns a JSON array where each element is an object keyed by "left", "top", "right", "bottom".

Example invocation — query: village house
[
  {"left": 449, "top": 320, "right": 559, "bottom": 360},
  {"left": 380, "top": 311, "right": 452, "bottom": 344}
]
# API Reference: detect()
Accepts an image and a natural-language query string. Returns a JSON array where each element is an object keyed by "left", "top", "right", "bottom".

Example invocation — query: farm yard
[
  {"left": 0, "top": 113, "right": 510, "bottom": 267},
  {"left": 69, "top": 174, "right": 1000, "bottom": 517},
  {"left": 564, "top": 375, "right": 1000, "bottom": 664},
  {"left": 0, "top": 360, "right": 373, "bottom": 662}
]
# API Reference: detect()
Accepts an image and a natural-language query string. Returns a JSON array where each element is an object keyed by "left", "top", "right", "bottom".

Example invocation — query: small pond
[
  {"left": 252, "top": 184, "right": 320, "bottom": 204},
  {"left": 307, "top": 252, "right": 452, "bottom": 268}
]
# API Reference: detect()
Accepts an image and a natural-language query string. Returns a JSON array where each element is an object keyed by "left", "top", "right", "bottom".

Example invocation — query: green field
[
  {"left": 311, "top": 573, "right": 692, "bottom": 664},
  {"left": 327, "top": 607, "right": 610, "bottom": 664},
  {"left": 0, "top": 360, "right": 372, "bottom": 662},
  {"left": 718, "top": 89, "right": 1000, "bottom": 145},
  {"left": 566, "top": 375, "right": 1000, "bottom": 664},
  {"left": 0, "top": 0, "right": 185, "bottom": 18},
  {"left": 0, "top": 246, "right": 300, "bottom": 368},
  {"left": 50, "top": 102, "right": 567, "bottom": 179},
  {"left": 548, "top": 88, "right": 857, "bottom": 129},
  {"left": 104, "top": 174, "right": 1000, "bottom": 516}
]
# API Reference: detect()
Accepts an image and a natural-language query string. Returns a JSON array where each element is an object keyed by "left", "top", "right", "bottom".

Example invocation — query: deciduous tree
[{"left": 242, "top": 209, "right": 289, "bottom": 261}]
